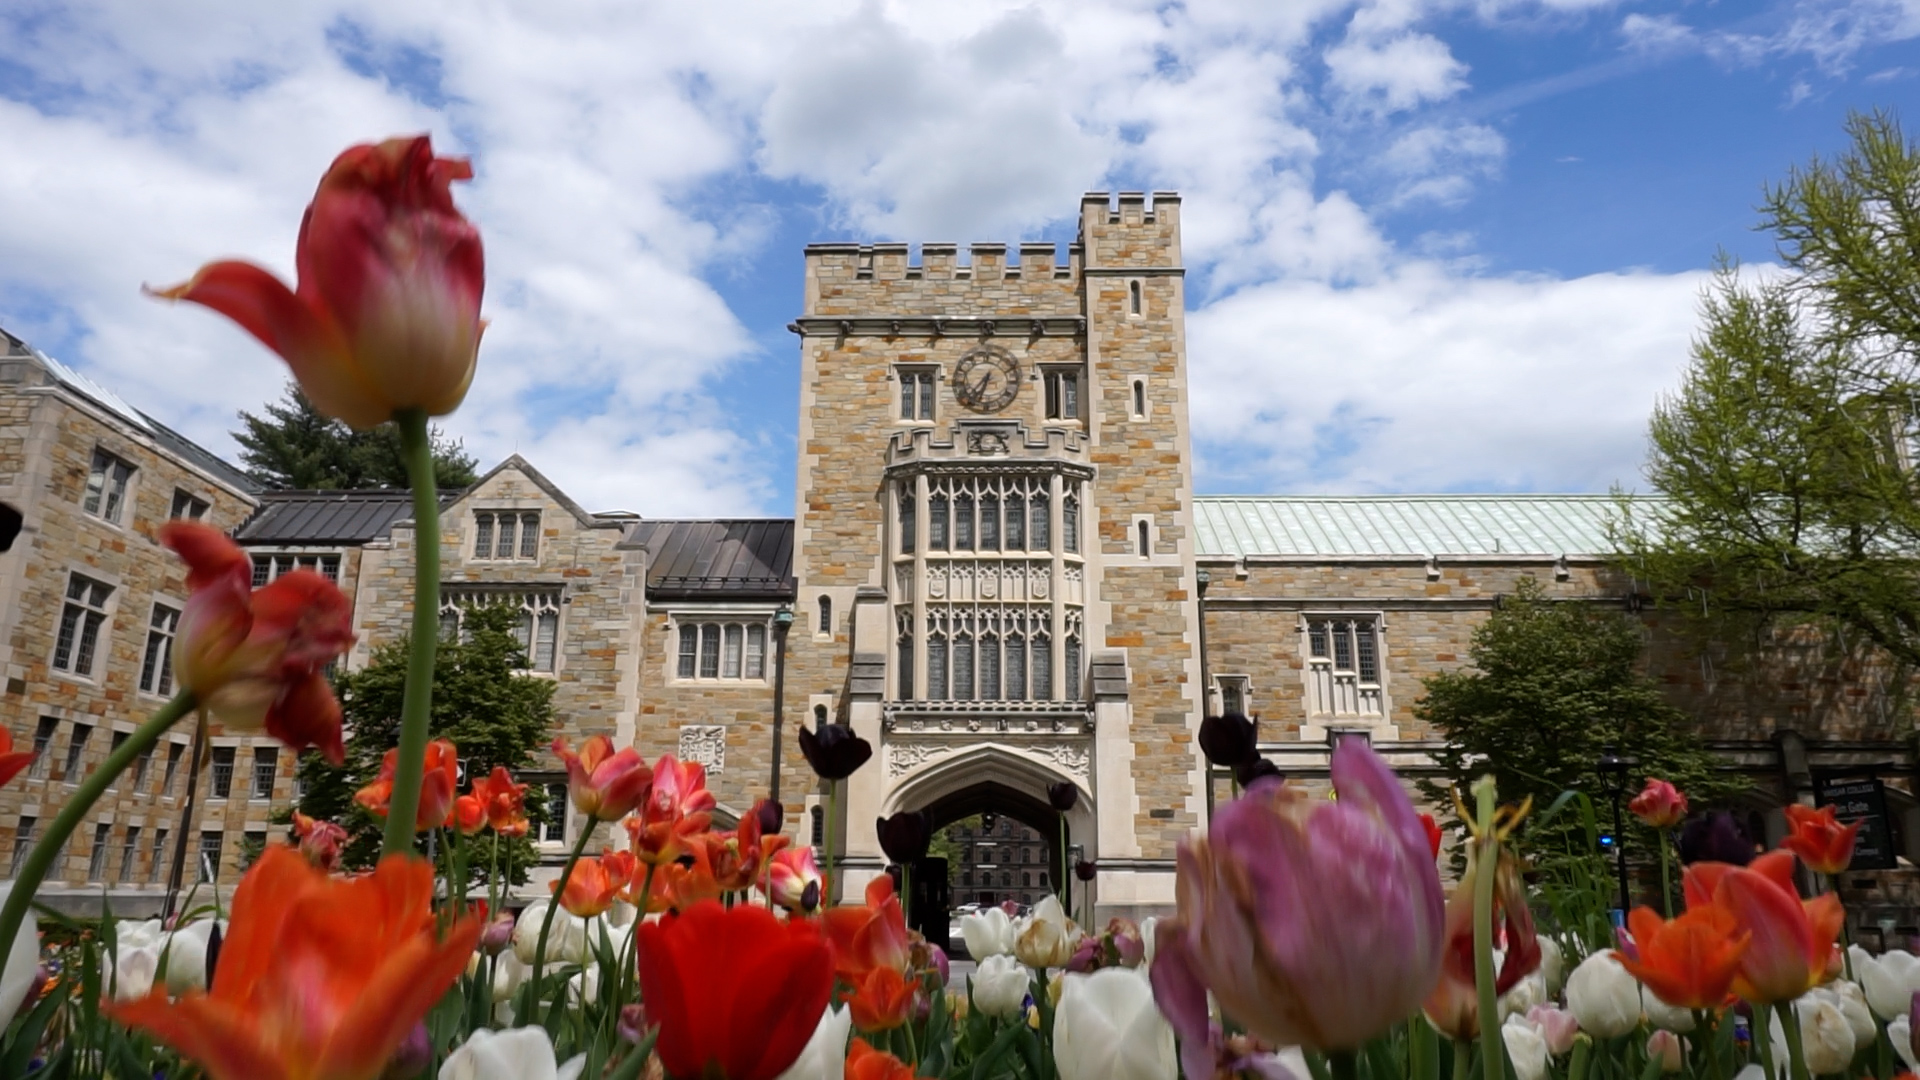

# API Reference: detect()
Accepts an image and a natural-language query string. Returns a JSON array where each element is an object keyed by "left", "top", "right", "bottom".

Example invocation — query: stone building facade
[
  {"left": 3, "top": 190, "right": 1914, "bottom": 931},
  {"left": 0, "top": 334, "right": 283, "bottom": 912}
]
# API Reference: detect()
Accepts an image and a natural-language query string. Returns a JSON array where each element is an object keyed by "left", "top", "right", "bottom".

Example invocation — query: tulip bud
[
  {"left": 1629, "top": 779, "right": 1688, "bottom": 829},
  {"left": 1566, "top": 950, "right": 1642, "bottom": 1039},
  {"left": 1075, "top": 859, "right": 1097, "bottom": 882},
  {"left": 756, "top": 797, "right": 784, "bottom": 835},
  {"left": 1048, "top": 782, "right": 1079, "bottom": 812},
  {"left": 1646, "top": 1030, "right": 1685, "bottom": 1073},
  {"left": 617, "top": 1003, "right": 649, "bottom": 1044},
  {"left": 926, "top": 943, "right": 950, "bottom": 987},
  {"left": 479, "top": 914, "right": 516, "bottom": 955}
]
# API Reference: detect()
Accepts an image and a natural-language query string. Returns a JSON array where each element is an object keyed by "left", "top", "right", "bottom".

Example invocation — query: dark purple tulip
[
  {"left": 877, "top": 810, "right": 934, "bottom": 864},
  {"left": 1199, "top": 713, "right": 1259, "bottom": 768},
  {"left": 1075, "top": 859, "right": 1098, "bottom": 882},
  {"left": 798, "top": 721, "right": 872, "bottom": 781},
  {"left": 1048, "top": 782, "right": 1079, "bottom": 812},
  {"left": 1677, "top": 811, "right": 1754, "bottom": 866},
  {"left": 755, "top": 797, "right": 784, "bottom": 834},
  {"left": 204, "top": 922, "right": 223, "bottom": 985},
  {"left": 381, "top": 1022, "right": 431, "bottom": 1080},
  {"left": 1234, "top": 757, "right": 1283, "bottom": 788}
]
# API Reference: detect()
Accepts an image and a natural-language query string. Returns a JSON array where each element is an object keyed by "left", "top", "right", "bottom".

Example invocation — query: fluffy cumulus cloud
[{"left": 0, "top": 0, "right": 1894, "bottom": 510}]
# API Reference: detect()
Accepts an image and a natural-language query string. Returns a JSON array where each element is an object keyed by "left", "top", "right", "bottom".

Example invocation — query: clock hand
[{"left": 971, "top": 371, "right": 994, "bottom": 398}]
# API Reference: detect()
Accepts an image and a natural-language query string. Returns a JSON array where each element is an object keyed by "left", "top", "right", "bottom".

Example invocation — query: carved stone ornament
[
  {"left": 887, "top": 741, "right": 948, "bottom": 777},
  {"left": 678, "top": 725, "right": 727, "bottom": 774},
  {"left": 967, "top": 430, "right": 1009, "bottom": 456}
]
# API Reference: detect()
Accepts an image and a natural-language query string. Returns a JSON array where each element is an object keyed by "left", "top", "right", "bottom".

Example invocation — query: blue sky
[{"left": 1, "top": 0, "right": 1916, "bottom": 514}]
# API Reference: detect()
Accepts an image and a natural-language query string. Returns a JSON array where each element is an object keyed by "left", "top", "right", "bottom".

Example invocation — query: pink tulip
[
  {"left": 552, "top": 735, "right": 653, "bottom": 822},
  {"left": 149, "top": 136, "right": 484, "bottom": 430},
  {"left": 1629, "top": 779, "right": 1688, "bottom": 829},
  {"left": 1527, "top": 1005, "right": 1580, "bottom": 1056},
  {"left": 1150, "top": 739, "right": 1445, "bottom": 1062}
]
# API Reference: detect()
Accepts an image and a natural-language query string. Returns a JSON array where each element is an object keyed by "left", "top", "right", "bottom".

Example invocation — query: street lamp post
[
  {"left": 770, "top": 605, "right": 794, "bottom": 805},
  {"left": 1598, "top": 746, "right": 1639, "bottom": 921}
]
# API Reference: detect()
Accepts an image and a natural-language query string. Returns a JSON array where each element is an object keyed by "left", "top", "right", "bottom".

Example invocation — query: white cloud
[
  {"left": 1325, "top": 31, "right": 1470, "bottom": 114},
  {"left": 0, "top": 0, "right": 1735, "bottom": 515}
]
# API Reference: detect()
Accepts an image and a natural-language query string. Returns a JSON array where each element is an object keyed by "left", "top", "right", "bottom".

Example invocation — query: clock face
[{"left": 952, "top": 347, "right": 1022, "bottom": 413}]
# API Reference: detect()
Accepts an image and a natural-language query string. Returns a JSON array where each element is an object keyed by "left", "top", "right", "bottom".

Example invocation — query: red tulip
[
  {"left": 1686, "top": 851, "right": 1842, "bottom": 1005},
  {"left": 149, "top": 136, "right": 483, "bottom": 430},
  {"left": 823, "top": 876, "right": 913, "bottom": 982},
  {"left": 1629, "top": 779, "right": 1689, "bottom": 829},
  {"left": 637, "top": 901, "right": 833, "bottom": 1080},
  {"left": 846, "top": 1039, "right": 919, "bottom": 1080},
  {"left": 552, "top": 735, "right": 652, "bottom": 822},
  {"left": 109, "top": 846, "right": 484, "bottom": 1080},
  {"left": 626, "top": 754, "right": 717, "bottom": 865},
  {"left": 355, "top": 739, "right": 458, "bottom": 833},
  {"left": 1419, "top": 813, "right": 1443, "bottom": 859},
  {"left": 290, "top": 811, "right": 348, "bottom": 873},
  {"left": 449, "top": 793, "right": 486, "bottom": 836},
  {"left": 1780, "top": 804, "right": 1863, "bottom": 876},
  {"left": 847, "top": 966, "right": 916, "bottom": 1033},
  {"left": 470, "top": 766, "right": 529, "bottom": 837},
  {"left": 0, "top": 728, "right": 33, "bottom": 789},
  {"left": 160, "top": 523, "right": 354, "bottom": 763}
]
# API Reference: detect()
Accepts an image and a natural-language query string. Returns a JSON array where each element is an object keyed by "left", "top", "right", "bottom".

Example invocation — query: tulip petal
[{"left": 1149, "top": 921, "right": 1224, "bottom": 1080}]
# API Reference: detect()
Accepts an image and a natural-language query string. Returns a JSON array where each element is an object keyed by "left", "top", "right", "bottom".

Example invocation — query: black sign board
[{"left": 1811, "top": 776, "right": 1899, "bottom": 871}]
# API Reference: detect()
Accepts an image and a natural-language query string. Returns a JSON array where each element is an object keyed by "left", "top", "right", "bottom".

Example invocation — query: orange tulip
[
  {"left": 109, "top": 845, "right": 483, "bottom": 1080},
  {"left": 1629, "top": 779, "right": 1689, "bottom": 829},
  {"left": 149, "top": 136, "right": 483, "bottom": 430},
  {"left": 846, "top": 1037, "right": 919, "bottom": 1080},
  {"left": 824, "top": 876, "right": 912, "bottom": 982},
  {"left": 1780, "top": 804, "right": 1863, "bottom": 877},
  {"left": 553, "top": 853, "right": 624, "bottom": 919},
  {"left": 847, "top": 966, "right": 916, "bottom": 1033},
  {"left": 1614, "top": 905, "right": 1749, "bottom": 1010},
  {"left": 0, "top": 728, "right": 33, "bottom": 789},
  {"left": 625, "top": 754, "right": 716, "bottom": 865},
  {"left": 290, "top": 811, "right": 348, "bottom": 872},
  {"left": 1686, "top": 851, "right": 1842, "bottom": 1005},
  {"left": 160, "top": 523, "right": 355, "bottom": 763},
  {"left": 450, "top": 793, "right": 486, "bottom": 836},
  {"left": 472, "top": 766, "right": 529, "bottom": 836},
  {"left": 355, "top": 739, "right": 458, "bottom": 833},
  {"left": 552, "top": 735, "right": 652, "bottom": 821}
]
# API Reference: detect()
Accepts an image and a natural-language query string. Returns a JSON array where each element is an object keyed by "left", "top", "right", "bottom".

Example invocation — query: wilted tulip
[
  {"left": 160, "top": 523, "right": 354, "bottom": 761},
  {"left": 1781, "top": 804, "right": 1863, "bottom": 877},
  {"left": 1503, "top": 1015, "right": 1550, "bottom": 1080},
  {"left": 1053, "top": 969, "right": 1177, "bottom": 1080},
  {"left": 150, "top": 136, "right": 484, "bottom": 431},
  {"left": 1566, "top": 950, "right": 1644, "bottom": 1039},
  {"left": 1014, "top": 896, "right": 1083, "bottom": 970},
  {"left": 962, "top": 906, "right": 1017, "bottom": 959},
  {"left": 798, "top": 721, "right": 872, "bottom": 781},
  {"left": 1677, "top": 812, "right": 1754, "bottom": 866},
  {"left": 876, "top": 811, "right": 933, "bottom": 866},
  {"left": 1630, "top": 779, "right": 1688, "bottom": 829},
  {"left": 972, "top": 954, "right": 1031, "bottom": 1020},
  {"left": 357, "top": 739, "right": 460, "bottom": 833},
  {"left": 291, "top": 811, "right": 348, "bottom": 872},
  {"left": 1424, "top": 845, "right": 1540, "bottom": 1038},
  {"left": 1048, "top": 782, "right": 1079, "bottom": 812},
  {"left": 1150, "top": 739, "right": 1443, "bottom": 1052},
  {"left": 551, "top": 735, "right": 652, "bottom": 821},
  {"left": 439, "top": 1027, "right": 585, "bottom": 1080},
  {"left": 1198, "top": 713, "right": 1258, "bottom": 768}
]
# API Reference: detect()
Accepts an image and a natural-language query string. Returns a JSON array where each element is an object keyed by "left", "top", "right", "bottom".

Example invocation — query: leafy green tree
[
  {"left": 1618, "top": 111, "right": 1920, "bottom": 674},
  {"left": 235, "top": 383, "right": 480, "bottom": 490},
  {"left": 290, "top": 605, "right": 557, "bottom": 880},
  {"left": 1415, "top": 579, "right": 1738, "bottom": 867}
]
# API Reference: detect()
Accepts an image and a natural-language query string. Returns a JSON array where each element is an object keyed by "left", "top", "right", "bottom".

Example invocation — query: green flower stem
[
  {"left": 1328, "top": 1050, "right": 1360, "bottom": 1080},
  {"left": 1452, "top": 1038, "right": 1473, "bottom": 1080},
  {"left": 0, "top": 689, "right": 195, "bottom": 966},
  {"left": 825, "top": 780, "right": 838, "bottom": 904},
  {"left": 1658, "top": 833, "right": 1674, "bottom": 919},
  {"left": 382, "top": 408, "right": 441, "bottom": 859},
  {"left": 1777, "top": 1000, "right": 1810, "bottom": 1080},
  {"left": 1568, "top": 1036, "right": 1592, "bottom": 1080},
  {"left": 526, "top": 823, "right": 596, "bottom": 1022},
  {"left": 1754, "top": 1004, "right": 1778, "bottom": 1080},
  {"left": 1057, "top": 815, "right": 1068, "bottom": 908},
  {"left": 1471, "top": 775, "right": 1504, "bottom": 1080}
]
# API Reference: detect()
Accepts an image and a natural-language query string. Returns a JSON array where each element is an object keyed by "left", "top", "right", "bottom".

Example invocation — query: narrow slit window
[
  {"left": 1332, "top": 621, "right": 1354, "bottom": 670},
  {"left": 1137, "top": 520, "right": 1150, "bottom": 557},
  {"left": 1005, "top": 494, "right": 1025, "bottom": 549},
  {"left": 723, "top": 624, "right": 743, "bottom": 678},
  {"left": 520, "top": 514, "right": 540, "bottom": 558},
  {"left": 1032, "top": 635, "right": 1053, "bottom": 700},
  {"left": 953, "top": 633, "right": 975, "bottom": 701},
  {"left": 1005, "top": 635, "right": 1027, "bottom": 701},
  {"left": 817, "top": 596, "right": 832, "bottom": 635},
  {"left": 897, "top": 635, "right": 914, "bottom": 699},
  {"left": 534, "top": 610, "right": 559, "bottom": 671},
  {"left": 1065, "top": 635, "right": 1083, "bottom": 701},
  {"left": 980, "top": 633, "right": 1000, "bottom": 700},
  {"left": 474, "top": 513, "right": 494, "bottom": 558},
  {"left": 1129, "top": 279, "right": 1142, "bottom": 315},
  {"left": 745, "top": 624, "right": 766, "bottom": 679},
  {"left": 1030, "top": 493, "right": 1050, "bottom": 551},
  {"left": 930, "top": 495, "right": 949, "bottom": 550},
  {"left": 981, "top": 494, "right": 1000, "bottom": 550},
  {"left": 1062, "top": 495, "right": 1078, "bottom": 554},
  {"left": 1355, "top": 625, "right": 1379, "bottom": 682},
  {"left": 700, "top": 624, "right": 721, "bottom": 679},
  {"left": 899, "top": 495, "right": 916, "bottom": 554},
  {"left": 1133, "top": 380, "right": 1145, "bottom": 417},
  {"left": 926, "top": 635, "right": 948, "bottom": 700},
  {"left": 495, "top": 515, "right": 517, "bottom": 559}
]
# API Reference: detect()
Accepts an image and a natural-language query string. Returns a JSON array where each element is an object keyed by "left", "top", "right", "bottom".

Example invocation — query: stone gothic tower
[{"left": 783, "top": 192, "right": 1202, "bottom": 920}]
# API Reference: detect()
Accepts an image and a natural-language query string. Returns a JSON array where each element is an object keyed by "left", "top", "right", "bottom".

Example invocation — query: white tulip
[
  {"left": 115, "top": 918, "right": 167, "bottom": 951},
  {"left": 0, "top": 892, "right": 34, "bottom": 1019},
  {"left": 512, "top": 902, "right": 591, "bottom": 966},
  {"left": 1014, "top": 896, "right": 1082, "bottom": 970},
  {"left": 773, "top": 1004, "right": 852, "bottom": 1080},
  {"left": 107, "top": 943, "right": 161, "bottom": 1002},
  {"left": 1566, "top": 951, "right": 1642, "bottom": 1039},
  {"left": 1852, "top": 947, "right": 1920, "bottom": 1022},
  {"left": 1770, "top": 994, "right": 1856, "bottom": 1078},
  {"left": 160, "top": 919, "right": 224, "bottom": 994},
  {"left": 972, "top": 954, "right": 1032, "bottom": 1020},
  {"left": 1890, "top": 1014, "right": 1917, "bottom": 1071},
  {"left": 1052, "top": 968, "right": 1176, "bottom": 1080},
  {"left": 565, "top": 965, "right": 599, "bottom": 1007},
  {"left": 961, "top": 907, "right": 1017, "bottom": 959},
  {"left": 490, "top": 950, "right": 528, "bottom": 1004},
  {"left": 1734, "top": 1065, "right": 1769, "bottom": 1080},
  {"left": 1642, "top": 989, "right": 1696, "bottom": 1034},
  {"left": 1139, "top": 916, "right": 1159, "bottom": 970},
  {"left": 1499, "top": 971, "right": 1548, "bottom": 1019},
  {"left": 1502, "top": 1015, "right": 1550, "bottom": 1080},
  {"left": 439, "top": 1027, "right": 586, "bottom": 1080},
  {"left": 1538, "top": 936, "right": 1567, "bottom": 997},
  {"left": 1824, "top": 981, "right": 1877, "bottom": 1048}
]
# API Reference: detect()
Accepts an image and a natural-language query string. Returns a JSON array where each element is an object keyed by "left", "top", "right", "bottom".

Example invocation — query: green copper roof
[{"left": 1193, "top": 495, "right": 1643, "bottom": 559}]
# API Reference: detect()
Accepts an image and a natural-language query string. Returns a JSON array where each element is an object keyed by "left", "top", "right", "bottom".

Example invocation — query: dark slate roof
[
  {"left": 623, "top": 519, "right": 795, "bottom": 600},
  {"left": 136, "top": 411, "right": 260, "bottom": 495},
  {"left": 234, "top": 490, "right": 421, "bottom": 545}
]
